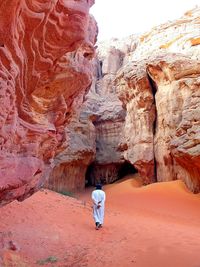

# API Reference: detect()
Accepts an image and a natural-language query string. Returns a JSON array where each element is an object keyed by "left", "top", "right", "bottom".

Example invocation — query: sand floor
[{"left": 0, "top": 175, "right": 200, "bottom": 267}]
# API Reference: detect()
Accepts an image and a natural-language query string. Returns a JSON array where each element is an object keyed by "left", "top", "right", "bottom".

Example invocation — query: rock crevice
[{"left": 115, "top": 7, "right": 200, "bottom": 192}]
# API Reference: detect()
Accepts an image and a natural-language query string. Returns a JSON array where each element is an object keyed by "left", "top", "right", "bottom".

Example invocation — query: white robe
[{"left": 91, "top": 189, "right": 106, "bottom": 225}]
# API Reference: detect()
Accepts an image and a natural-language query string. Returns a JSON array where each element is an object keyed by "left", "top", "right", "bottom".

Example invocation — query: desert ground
[{"left": 0, "top": 174, "right": 200, "bottom": 267}]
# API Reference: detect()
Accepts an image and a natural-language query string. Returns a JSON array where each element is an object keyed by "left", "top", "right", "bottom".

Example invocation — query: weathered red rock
[{"left": 0, "top": 0, "right": 97, "bottom": 205}]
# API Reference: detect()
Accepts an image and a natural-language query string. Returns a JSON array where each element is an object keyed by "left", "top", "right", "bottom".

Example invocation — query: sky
[{"left": 90, "top": 0, "right": 199, "bottom": 41}]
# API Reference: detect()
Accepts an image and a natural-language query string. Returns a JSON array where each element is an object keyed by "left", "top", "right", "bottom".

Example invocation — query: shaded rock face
[
  {"left": 87, "top": 163, "right": 122, "bottom": 185},
  {"left": 80, "top": 37, "right": 139, "bottom": 186},
  {"left": 45, "top": 115, "right": 96, "bottom": 192},
  {"left": 116, "top": 7, "right": 200, "bottom": 192},
  {"left": 95, "top": 120, "right": 125, "bottom": 164},
  {"left": 0, "top": 0, "right": 97, "bottom": 205}
]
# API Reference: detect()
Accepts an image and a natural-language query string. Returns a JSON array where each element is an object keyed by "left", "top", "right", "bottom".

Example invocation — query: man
[{"left": 91, "top": 184, "right": 106, "bottom": 230}]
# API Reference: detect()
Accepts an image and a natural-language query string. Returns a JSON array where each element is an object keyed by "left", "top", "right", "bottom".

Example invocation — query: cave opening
[
  {"left": 85, "top": 163, "right": 95, "bottom": 187},
  {"left": 85, "top": 161, "right": 138, "bottom": 187},
  {"left": 118, "top": 161, "right": 137, "bottom": 180}
]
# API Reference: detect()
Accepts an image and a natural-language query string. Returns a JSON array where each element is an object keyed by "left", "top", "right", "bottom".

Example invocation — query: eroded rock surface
[
  {"left": 54, "top": 7, "right": 200, "bottom": 191},
  {"left": 148, "top": 54, "right": 200, "bottom": 192},
  {"left": 82, "top": 37, "right": 139, "bottom": 185},
  {"left": 45, "top": 113, "right": 96, "bottom": 192},
  {"left": 116, "top": 59, "right": 156, "bottom": 184},
  {"left": 116, "top": 7, "right": 200, "bottom": 191},
  {"left": 0, "top": 0, "right": 96, "bottom": 205},
  {"left": 2, "top": 2, "right": 199, "bottom": 200}
]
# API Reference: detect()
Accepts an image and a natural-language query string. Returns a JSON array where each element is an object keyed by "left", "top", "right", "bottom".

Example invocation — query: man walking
[{"left": 91, "top": 184, "right": 106, "bottom": 230}]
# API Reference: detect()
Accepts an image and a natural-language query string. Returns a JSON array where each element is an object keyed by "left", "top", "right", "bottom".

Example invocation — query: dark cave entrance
[
  {"left": 85, "top": 161, "right": 138, "bottom": 187},
  {"left": 118, "top": 161, "right": 137, "bottom": 180},
  {"left": 85, "top": 163, "right": 95, "bottom": 187}
]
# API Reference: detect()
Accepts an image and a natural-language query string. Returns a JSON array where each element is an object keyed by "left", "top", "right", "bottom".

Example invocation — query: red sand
[{"left": 0, "top": 175, "right": 200, "bottom": 267}]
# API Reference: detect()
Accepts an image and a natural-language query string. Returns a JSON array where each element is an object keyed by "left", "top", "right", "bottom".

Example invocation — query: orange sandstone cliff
[{"left": 0, "top": 0, "right": 97, "bottom": 205}]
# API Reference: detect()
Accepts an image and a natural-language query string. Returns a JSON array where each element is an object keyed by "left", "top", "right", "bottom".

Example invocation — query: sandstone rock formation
[
  {"left": 45, "top": 112, "right": 96, "bottom": 193},
  {"left": 47, "top": 37, "right": 138, "bottom": 191},
  {"left": 116, "top": 7, "right": 200, "bottom": 191},
  {"left": 82, "top": 37, "right": 140, "bottom": 186},
  {"left": 133, "top": 7, "right": 200, "bottom": 61},
  {"left": 116, "top": 59, "right": 156, "bottom": 185},
  {"left": 2, "top": 1, "right": 199, "bottom": 202},
  {"left": 148, "top": 54, "right": 200, "bottom": 193},
  {"left": 49, "top": 7, "right": 200, "bottom": 192},
  {"left": 0, "top": 0, "right": 97, "bottom": 205}
]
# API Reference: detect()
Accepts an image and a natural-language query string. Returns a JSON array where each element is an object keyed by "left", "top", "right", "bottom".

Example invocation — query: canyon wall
[
  {"left": 45, "top": 111, "right": 96, "bottom": 192},
  {"left": 0, "top": 0, "right": 97, "bottom": 205},
  {"left": 1, "top": 1, "right": 199, "bottom": 202},
  {"left": 148, "top": 54, "right": 200, "bottom": 192},
  {"left": 116, "top": 59, "right": 156, "bottom": 184},
  {"left": 48, "top": 7, "right": 200, "bottom": 192},
  {"left": 116, "top": 7, "right": 200, "bottom": 191},
  {"left": 83, "top": 38, "right": 139, "bottom": 185}
]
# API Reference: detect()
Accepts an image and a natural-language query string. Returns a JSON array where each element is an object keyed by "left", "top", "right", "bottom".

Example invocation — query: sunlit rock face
[
  {"left": 0, "top": 0, "right": 96, "bottom": 205},
  {"left": 116, "top": 60, "right": 156, "bottom": 184},
  {"left": 133, "top": 7, "right": 200, "bottom": 61},
  {"left": 148, "top": 54, "right": 200, "bottom": 193},
  {"left": 116, "top": 7, "right": 200, "bottom": 191}
]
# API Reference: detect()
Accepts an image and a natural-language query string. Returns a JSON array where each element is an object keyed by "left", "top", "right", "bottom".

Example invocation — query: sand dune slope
[{"left": 0, "top": 177, "right": 200, "bottom": 267}]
